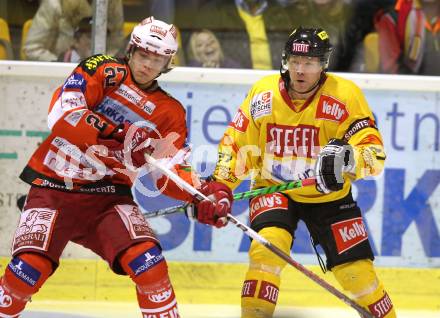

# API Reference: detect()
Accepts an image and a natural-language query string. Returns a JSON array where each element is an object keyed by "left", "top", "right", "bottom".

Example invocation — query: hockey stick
[
  {"left": 233, "top": 178, "right": 316, "bottom": 200},
  {"left": 144, "top": 155, "right": 374, "bottom": 318},
  {"left": 141, "top": 178, "right": 316, "bottom": 218}
]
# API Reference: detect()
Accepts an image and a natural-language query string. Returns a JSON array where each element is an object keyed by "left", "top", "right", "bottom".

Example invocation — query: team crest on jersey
[
  {"left": 13, "top": 208, "right": 58, "bottom": 254},
  {"left": 316, "top": 95, "right": 348, "bottom": 123},
  {"left": 229, "top": 109, "right": 249, "bottom": 133},
  {"left": 250, "top": 91, "right": 273, "bottom": 119},
  {"left": 115, "top": 205, "right": 157, "bottom": 240}
]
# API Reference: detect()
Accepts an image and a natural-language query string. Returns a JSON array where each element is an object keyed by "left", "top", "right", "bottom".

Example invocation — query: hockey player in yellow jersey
[{"left": 211, "top": 27, "right": 396, "bottom": 318}]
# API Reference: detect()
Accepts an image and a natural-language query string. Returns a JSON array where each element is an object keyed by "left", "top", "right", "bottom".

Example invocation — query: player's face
[
  {"left": 287, "top": 55, "right": 323, "bottom": 93},
  {"left": 129, "top": 49, "right": 169, "bottom": 86}
]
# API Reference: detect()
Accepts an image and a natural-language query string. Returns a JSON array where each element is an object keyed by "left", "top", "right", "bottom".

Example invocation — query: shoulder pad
[
  {"left": 158, "top": 87, "right": 185, "bottom": 110},
  {"left": 80, "top": 54, "right": 124, "bottom": 75}
]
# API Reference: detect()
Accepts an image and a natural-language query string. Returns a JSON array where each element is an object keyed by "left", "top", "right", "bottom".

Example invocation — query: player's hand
[
  {"left": 314, "top": 139, "right": 354, "bottom": 194},
  {"left": 98, "top": 122, "right": 152, "bottom": 168},
  {"left": 187, "top": 181, "right": 233, "bottom": 228}
]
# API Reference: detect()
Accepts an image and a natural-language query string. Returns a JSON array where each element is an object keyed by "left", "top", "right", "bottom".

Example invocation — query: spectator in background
[
  {"left": 419, "top": 0, "right": 440, "bottom": 75},
  {"left": 59, "top": 16, "right": 92, "bottom": 63},
  {"left": 23, "top": 0, "right": 124, "bottom": 61},
  {"left": 305, "top": 0, "right": 353, "bottom": 70},
  {"left": 187, "top": 29, "right": 242, "bottom": 68},
  {"left": 374, "top": 0, "right": 426, "bottom": 74},
  {"left": 235, "top": 0, "right": 272, "bottom": 69},
  {"left": 178, "top": 0, "right": 306, "bottom": 70},
  {"left": 335, "top": 0, "right": 395, "bottom": 72}
]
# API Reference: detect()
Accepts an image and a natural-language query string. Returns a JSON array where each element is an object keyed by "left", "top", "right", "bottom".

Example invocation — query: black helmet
[{"left": 281, "top": 27, "right": 333, "bottom": 76}]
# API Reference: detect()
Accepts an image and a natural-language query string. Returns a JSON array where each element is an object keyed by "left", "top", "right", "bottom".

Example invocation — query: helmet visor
[{"left": 287, "top": 56, "right": 323, "bottom": 73}]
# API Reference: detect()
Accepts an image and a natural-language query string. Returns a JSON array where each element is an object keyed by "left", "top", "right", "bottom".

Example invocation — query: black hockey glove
[{"left": 314, "top": 139, "right": 355, "bottom": 194}]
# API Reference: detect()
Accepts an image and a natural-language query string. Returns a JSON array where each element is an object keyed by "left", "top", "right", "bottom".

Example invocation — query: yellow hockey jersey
[{"left": 213, "top": 73, "right": 386, "bottom": 203}]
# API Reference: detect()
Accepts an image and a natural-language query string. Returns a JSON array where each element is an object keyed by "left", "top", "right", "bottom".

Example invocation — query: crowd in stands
[{"left": 0, "top": 0, "right": 438, "bottom": 75}]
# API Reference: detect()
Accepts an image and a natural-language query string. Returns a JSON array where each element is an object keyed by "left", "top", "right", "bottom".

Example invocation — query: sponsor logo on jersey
[
  {"left": 331, "top": 217, "right": 368, "bottom": 254},
  {"left": 83, "top": 54, "right": 116, "bottom": 72},
  {"left": 214, "top": 165, "right": 238, "bottom": 183},
  {"left": 115, "top": 84, "right": 144, "bottom": 105},
  {"left": 95, "top": 96, "right": 149, "bottom": 125},
  {"left": 64, "top": 109, "right": 87, "bottom": 127},
  {"left": 266, "top": 124, "right": 320, "bottom": 158},
  {"left": 63, "top": 73, "right": 86, "bottom": 91},
  {"left": 258, "top": 281, "right": 279, "bottom": 304},
  {"left": 148, "top": 288, "right": 173, "bottom": 303},
  {"left": 43, "top": 149, "right": 105, "bottom": 181},
  {"left": 51, "top": 136, "right": 104, "bottom": 170},
  {"left": 316, "top": 95, "right": 348, "bottom": 123},
  {"left": 229, "top": 109, "right": 249, "bottom": 133},
  {"left": 271, "top": 160, "right": 314, "bottom": 183},
  {"left": 12, "top": 208, "right": 58, "bottom": 254},
  {"left": 61, "top": 91, "right": 87, "bottom": 110},
  {"left": 129, "top": 246, "right": 164, "bottom": 276},
  {"left": 242, "top": 280, "right": 257, "bottom": 298},
  {"left": 0, "top": 287, "right": 12, "bottom": 308},
  {"left": 343, "top": 117, "right": 377, "bottom": 142},
  {"left": 142, "top": 101, "right": 157, "bottom": 115},
  {"left": 292, "top": 43, "right": 309, "bottom": 53},
  {"left": 8, "top": 257, "right": 41, "bottom": 287},
  {"left": 250, "top": 91, "right": 273, "bottom": 119},
  {"left": 368, "top": 292, "right": 393, "bottom": 318},
  {"left": 117, "top": 84, "right": 157, "bottom": 115},
  {"left": 141, "top": 300, "right": 179, "bottom": 318},
  {"left": 249, "top": 193, "right": 288, "bottom": 223}
]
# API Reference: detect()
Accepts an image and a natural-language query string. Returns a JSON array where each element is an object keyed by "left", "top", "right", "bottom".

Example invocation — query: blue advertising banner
[
  {"left": 135, "top": 81, "right": 440, "bottom": 268},
  {"left": 0, "top": 62, "right": 438, "bottom": 267}
]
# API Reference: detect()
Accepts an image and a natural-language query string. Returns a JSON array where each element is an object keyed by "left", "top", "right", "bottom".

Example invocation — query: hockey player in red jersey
[
  {"left": 211, "top": 27, "right": 396, "bottom": 317},
  {"left": 0, "top": 17, "right": 232, "bottom": 318}
]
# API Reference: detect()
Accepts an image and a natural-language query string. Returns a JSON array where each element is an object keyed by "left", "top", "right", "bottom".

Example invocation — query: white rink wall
[{"left": 0, "top": 61, "right": 439, "bottom": 268}]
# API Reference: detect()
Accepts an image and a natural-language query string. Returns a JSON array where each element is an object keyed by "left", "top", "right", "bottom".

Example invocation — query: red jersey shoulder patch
[
  {"left": 229, "top": 109, "right": 249, "bottom": 133},
  {"left": 316, "top": 95, "right": 349, "bottom": 123}
]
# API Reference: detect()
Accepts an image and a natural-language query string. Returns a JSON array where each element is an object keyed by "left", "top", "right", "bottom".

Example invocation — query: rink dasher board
[{"left": 0, "top": 61, "right": 439, "bottom": 268}]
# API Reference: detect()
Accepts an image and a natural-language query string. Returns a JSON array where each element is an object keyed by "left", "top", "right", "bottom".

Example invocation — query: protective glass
[{"left": 287, "top": 56, "right": 323, "bottom": 73}]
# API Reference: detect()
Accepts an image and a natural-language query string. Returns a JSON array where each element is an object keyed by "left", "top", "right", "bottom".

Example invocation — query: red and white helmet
[{"left": 129, "top": 16, "right": 178, "bottom": 57}]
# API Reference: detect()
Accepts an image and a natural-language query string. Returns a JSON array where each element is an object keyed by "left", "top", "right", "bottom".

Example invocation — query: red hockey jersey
[{"left": 20, "top": 54, "right": 195, "bottom": 199}]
